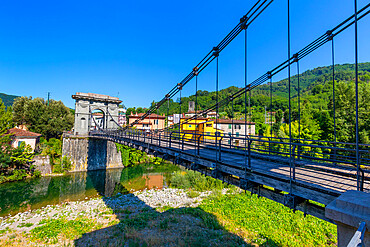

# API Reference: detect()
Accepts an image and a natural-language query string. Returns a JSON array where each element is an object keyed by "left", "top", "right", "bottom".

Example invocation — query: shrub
[{"left": 170, "top": 170, "right": 229, "bottom": 192}]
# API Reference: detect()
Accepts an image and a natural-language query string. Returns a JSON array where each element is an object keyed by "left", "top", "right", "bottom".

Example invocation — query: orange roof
[
  {"left": 129, "top": 112, "right": 166, "bottom": 119},
  {"left": 7, "top": 128, "right": 42, "bottom": 138},
  {"left": 186, "top": 110, "right": 203, "bottom": 114},
  {"left": 135, "top": 122, "right": 153, "bottom": 125}
]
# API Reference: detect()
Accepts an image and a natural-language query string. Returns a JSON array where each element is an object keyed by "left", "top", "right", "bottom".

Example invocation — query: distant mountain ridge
[{"left": 0, "top": 93, "right": 19, "bottom": 107}]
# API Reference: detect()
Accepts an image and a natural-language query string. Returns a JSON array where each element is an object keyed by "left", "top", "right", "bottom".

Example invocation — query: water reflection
[{"left": 0, "top": 163, "right": 180, "bottom": 217}]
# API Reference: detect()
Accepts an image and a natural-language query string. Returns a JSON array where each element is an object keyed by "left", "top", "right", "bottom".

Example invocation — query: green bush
[
  {"left": 32, "top": 170, "right": 42, "bottom": 178},
  {"left": 170, "top": 170, "right": 229, "bottom": 192},
  {"left": 187, "top": 189, "right": 200, "bottom": 198},
  {"left": 7, "top": 169, "right": 28, "bottom": 181}
]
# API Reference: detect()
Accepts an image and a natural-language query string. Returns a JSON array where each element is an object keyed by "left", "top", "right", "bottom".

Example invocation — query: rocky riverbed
[{"left": 0, "top": 188, "right": 244, "bottom": 247}]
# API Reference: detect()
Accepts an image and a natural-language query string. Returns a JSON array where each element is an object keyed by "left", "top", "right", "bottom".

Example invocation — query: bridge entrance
[{"left": 72, "top": 92, "right": 122, "bottom": 135}]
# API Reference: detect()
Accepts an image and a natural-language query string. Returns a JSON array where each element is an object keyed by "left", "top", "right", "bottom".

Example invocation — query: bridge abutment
[
  {"left": 325, "top": 190, "right": 369, "bottom": 246},
  {"left": 62, "top": 136, "right": 123, "bottom": 172}
]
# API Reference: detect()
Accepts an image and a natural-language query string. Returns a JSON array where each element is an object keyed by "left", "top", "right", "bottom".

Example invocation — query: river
[{"left": 0, "top": 163, "right": 180, "bottom": 217}]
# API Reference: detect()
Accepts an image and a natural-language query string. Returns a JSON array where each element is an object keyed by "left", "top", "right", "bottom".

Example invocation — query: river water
[{"left": 0, "top": 163, "right": 180, "bottom": 217}]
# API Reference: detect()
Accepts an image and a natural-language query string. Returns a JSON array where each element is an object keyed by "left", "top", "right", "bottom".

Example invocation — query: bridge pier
[
  {"left": 62, "top": 136, "right": 123, "bottom": 171},
  {"left": 325, "top": 190, "right": 369, "bottom": 246}
]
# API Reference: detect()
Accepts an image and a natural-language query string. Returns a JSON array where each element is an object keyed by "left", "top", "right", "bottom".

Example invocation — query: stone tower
[{"left": 72, "top": 92, "right": 122, "bottom": 135}]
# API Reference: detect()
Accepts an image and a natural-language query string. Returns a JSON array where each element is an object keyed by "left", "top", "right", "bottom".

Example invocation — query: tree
[
  {"left": 272, "top": 109, "right": 283, "bottom": 135},
  {"left": 12, "top": 97, "right": 74, "bottom": 139},
  {"left": 0, "top": 99, "right": 13, "bottom": 170},
  {"left": 0, "top": 99, "right": 14, "bottom": 135},
  {"left": 10, "top": 142, "right": 34, "bottom": 169},
  {"left": 225, "top": 106, "right": 234, "bottom": 119}
]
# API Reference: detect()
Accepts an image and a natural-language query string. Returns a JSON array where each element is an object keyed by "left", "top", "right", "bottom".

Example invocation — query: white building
[
  {"left": 215, "top": 119, "right": 255, "bottom": 146},
  {"left": 118, "top": 108, "right": 127, "bottom": 126},
  {"left": 7, "top": 127, "right": 42, "bottom": 152}
]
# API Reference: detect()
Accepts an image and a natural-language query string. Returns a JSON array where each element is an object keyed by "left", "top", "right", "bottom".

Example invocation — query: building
[
  {"left": 180, "top": 117, "right": 223, "bottom": 142},
  {"left": 184, "top": 111, "right": 218, "bottom": 119},
  {"left": 167, "top": 115, "right": 174, "bottom": 126},
  {"left": 216, "top": 119, "right": 255, "bottom": 146},
  {"left": 7, "top": 126, "right": 42, "bottom": 152},
  {"left": 184, "top": 101, "right": 218, "bottom": 119},
  {"left": 216, "top": 119, "right": 255, "bottom": 136},
  {"left": 118, "top": 108, "right": 127, "bottom": 126},
  {"left": 265, "top": 111, "right": 276, "bottom": 124},
  {"left": 91, "top": 112, "right": 104, "bottom": 130},
  {"left": 128, "top": 112, "right": 166, "bottom": 131}
]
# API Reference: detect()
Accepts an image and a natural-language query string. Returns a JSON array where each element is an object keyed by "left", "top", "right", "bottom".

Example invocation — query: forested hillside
[
  {"left": 0, "top": 93, "right": 18, "bottom": 107},
  {"left": 132, "top": 62, "right": 370, "bottom": 144},
  {"left": 145, "top": 63, "right": 370, "bottom": 115}
]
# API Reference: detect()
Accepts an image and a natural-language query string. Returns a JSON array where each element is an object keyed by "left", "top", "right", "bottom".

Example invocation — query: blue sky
[{"left": 0, "top": 0, "right": 369, "bottom": 109}]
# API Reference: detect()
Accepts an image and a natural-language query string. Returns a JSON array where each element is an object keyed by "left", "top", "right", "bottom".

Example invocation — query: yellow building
[{"left": 180, "top": 117, "right": 223, "bottom": 142}]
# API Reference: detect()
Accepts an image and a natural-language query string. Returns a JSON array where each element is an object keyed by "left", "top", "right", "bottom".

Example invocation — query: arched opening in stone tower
[{"left": 91, "top": 109, "right": 105, "bottom": 130}]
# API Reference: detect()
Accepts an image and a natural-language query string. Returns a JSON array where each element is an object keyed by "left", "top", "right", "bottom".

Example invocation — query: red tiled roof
[
  {"left": 129, "top": 113, "right": 166, "bottom": 119},
  {"left": 135, "top": 122, "right": 153, "bottom": 125},
  {"left": 7, "top": 128, "right": 42, "bottom": 138},
  {"left": 216, "top": 119, "right": 255, "bottom": 124},
  {"left": 186, "top": 110, "right": 203, "bottom": 114}
]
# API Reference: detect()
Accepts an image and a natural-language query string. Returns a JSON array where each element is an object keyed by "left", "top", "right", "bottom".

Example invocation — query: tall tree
[{"left": 13, "top": 97, "right": 74, "bottom": 139}]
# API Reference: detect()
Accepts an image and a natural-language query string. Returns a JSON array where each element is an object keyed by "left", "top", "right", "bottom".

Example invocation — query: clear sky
[{"left": 0, "top": 0, "right": 369, "bottom": 109}]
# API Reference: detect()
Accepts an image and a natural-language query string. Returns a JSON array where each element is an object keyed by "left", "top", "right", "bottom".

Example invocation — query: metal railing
[{"left": 90, "top": 127, "right": 369, "bottom": 193}]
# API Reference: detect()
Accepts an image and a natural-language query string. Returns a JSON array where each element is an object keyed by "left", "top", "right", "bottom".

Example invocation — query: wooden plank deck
[{"left": 94, "top": 134, "right": 370, "bottom": 206}]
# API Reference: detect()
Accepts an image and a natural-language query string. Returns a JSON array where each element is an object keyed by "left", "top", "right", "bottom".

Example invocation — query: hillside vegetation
[
  {"left": 135, "top": 62, "right": 370, "bottom": 144},
  {"left": 0, "top": 93, "right": 18, "bottom": 107}
]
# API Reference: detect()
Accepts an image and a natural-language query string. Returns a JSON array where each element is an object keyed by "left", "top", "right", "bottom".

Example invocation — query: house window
[
  {"left": 189, "top": 125, "right": 192, "bottom": 128},
  {"left": 206, "top": 124, "right": 212, "bottom": 127},
  {"left": 18, "top": 141, "right": 25, "bottom": 147},
  {"left": 235, "top": 124, "right": 241, "bottom": 129},
  {"left": 228, "top": 124, "right": 231, "bottom": 129}
]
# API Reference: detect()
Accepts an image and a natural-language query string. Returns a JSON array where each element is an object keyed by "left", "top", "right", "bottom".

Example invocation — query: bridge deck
[
  {"left": 92, "top": 133, "right": 369, "bottom": 209},
  {"left": 171, "top": 140, "right": 370, "bottom": 194}
]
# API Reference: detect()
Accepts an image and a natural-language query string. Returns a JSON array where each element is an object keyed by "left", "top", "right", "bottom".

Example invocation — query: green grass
[
  {"left": 120, "top": 211, "right": 158, "bottom": 230},
  {"left": 30, "top": 217, "right": 102, "bottom": 244},
  {"left": 199, "top": 192, "right": 337, "bottom": 246},
  {"left": 17, "top": 222, "right": 33, "bottom": 228}
]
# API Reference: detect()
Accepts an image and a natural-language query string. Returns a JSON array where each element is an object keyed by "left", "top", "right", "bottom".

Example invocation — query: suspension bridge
[{"left": 64, "top": 1, "right": 370, "bottom": 245}]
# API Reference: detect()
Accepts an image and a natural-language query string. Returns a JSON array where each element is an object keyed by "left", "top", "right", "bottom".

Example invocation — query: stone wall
[
  {"left": 33, "top": 155, "right": 52, "bottom": 175},
  {"left": 62, "top": 136, "right": 123, "bottom": 172},
  {"left": 62, "top": 137, "right": 89, "bottom": 171}
]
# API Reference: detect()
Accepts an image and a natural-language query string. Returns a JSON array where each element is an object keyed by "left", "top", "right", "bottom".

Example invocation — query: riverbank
[{"left": 0, "top": 187, "right": 336, "bottom": 247}]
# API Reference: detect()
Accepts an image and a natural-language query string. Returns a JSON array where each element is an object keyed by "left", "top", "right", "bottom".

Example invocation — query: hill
[
  {"left": 0, "top": 93, "right": 19, "bottom": 107},
  {"left": 150, "top": 62, "right": 370, "bottom": 115}
]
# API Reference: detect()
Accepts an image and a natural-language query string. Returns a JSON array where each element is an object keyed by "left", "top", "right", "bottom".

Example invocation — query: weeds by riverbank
[{"left": 0, "top": 187, "right": 337, "bottom": 246}]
